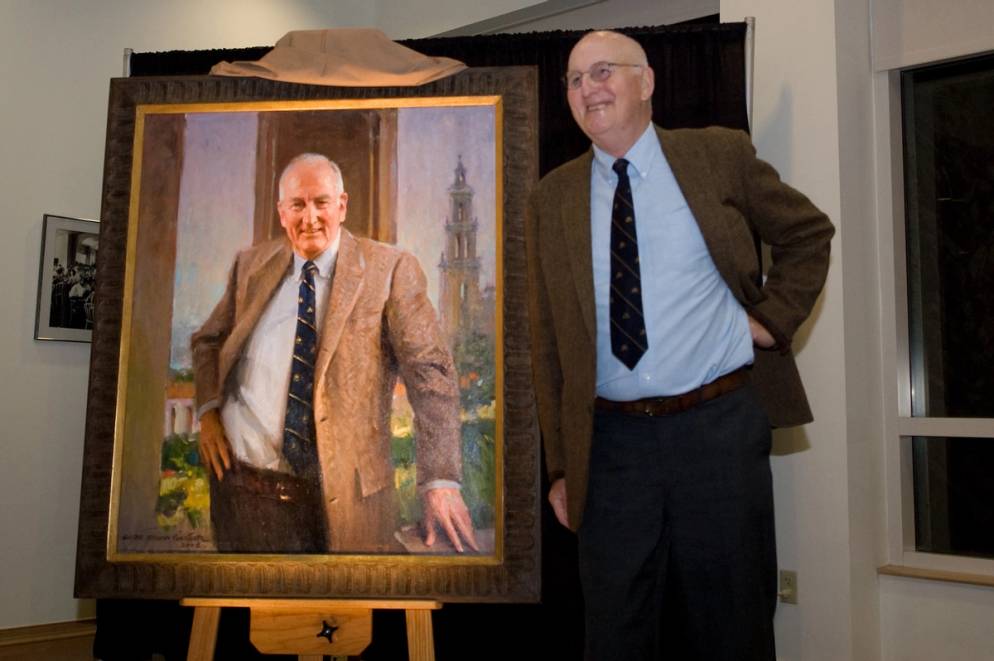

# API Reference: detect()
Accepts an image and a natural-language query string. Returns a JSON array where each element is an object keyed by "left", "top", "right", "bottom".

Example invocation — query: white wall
[
  {"left": 881, "top": 577, "right": 994, "bottom": 661},
  {"left": 871, "top": 0, "right": 994, "bottom": 70},
  {"left": 835, "top": 0, "right": 886, "bottom": 656},
  {"left": 374, "top": 0, "right": 539, "bottom": 38},
  {"left": 506, "top": 0, "right": 718, "bottom": 32}
]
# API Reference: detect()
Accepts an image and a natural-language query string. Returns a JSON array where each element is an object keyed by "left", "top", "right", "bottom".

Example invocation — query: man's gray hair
[{"left": 278, "top": 153, "right": 345, "bottom": 200}]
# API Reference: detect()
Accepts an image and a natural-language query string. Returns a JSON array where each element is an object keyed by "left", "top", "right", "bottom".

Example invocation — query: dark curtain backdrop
[
  {"left": 129, "top": 22, "right": 749, "bottom": 175},
  {"left": 100, "top": 20, "right": 747, "bottom": 661}
]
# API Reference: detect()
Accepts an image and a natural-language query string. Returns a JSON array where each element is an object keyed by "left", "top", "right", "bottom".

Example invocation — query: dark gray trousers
[{"left": 578, "top": 384, "right": 777, "bottom": 661}]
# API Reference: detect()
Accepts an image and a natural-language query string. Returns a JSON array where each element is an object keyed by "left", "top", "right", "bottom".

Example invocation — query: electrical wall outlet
[{"left": 779, "top": 570, "right": 798, "bottom": 604}]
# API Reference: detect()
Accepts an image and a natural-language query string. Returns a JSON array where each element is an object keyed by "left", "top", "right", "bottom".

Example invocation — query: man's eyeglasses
[{"left": 563, "top": 62, "right": 642, "bottom": 90}]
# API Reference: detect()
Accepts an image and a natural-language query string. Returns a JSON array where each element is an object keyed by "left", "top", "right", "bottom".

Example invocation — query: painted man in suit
[
  {"left": 192, "top": 153, "right": 478, "bottom": 554},
  {"left": 527, "top": 31, "right": 834, "bottom": 659}
]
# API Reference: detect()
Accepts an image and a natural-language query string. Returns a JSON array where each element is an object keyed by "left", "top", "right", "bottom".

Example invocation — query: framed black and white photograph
[{"left": 34, "top": 214, "right": 99, "bottom": 342}]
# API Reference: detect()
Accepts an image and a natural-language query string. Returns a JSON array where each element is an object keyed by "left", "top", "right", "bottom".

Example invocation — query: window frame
[{"left": 878, "top": 62, "right": 994, "bottom": 583}]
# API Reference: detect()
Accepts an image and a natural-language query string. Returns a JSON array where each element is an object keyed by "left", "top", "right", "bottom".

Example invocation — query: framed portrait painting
[
  {"left": 34, "top": 214, "right": 99, "bottom": 342},
  {"left": 75, "top": 67, "right": 540, "bottom": 602}
]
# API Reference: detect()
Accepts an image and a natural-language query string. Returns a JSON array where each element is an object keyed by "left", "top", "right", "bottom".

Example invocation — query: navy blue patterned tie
[
  {"left": 610, "top": 158, "right": 648, "bottom": 369},
  {"left": 283, "top": 260, "right": 319, "bottom": 476}
]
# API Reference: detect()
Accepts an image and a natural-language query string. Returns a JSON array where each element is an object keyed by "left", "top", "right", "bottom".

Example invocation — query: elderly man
[
  {"left": 527, "top": 31, "right": 834, "bottom": 659},
  {"left": 192, "top": 153, "right": 478, "bottom": 554}
]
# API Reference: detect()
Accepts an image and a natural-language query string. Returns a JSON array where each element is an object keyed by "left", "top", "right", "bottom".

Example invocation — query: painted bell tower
[{"left": 438, "top": 156, "right": 481, "bottom": 346}]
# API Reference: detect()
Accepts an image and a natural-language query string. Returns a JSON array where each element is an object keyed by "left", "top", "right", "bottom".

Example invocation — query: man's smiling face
[
  {"left": 565, "top": 31, "right": 655, "bottom": 158},
  {"left": 277, "top": 157, "right": 348, "bottom": 260}
]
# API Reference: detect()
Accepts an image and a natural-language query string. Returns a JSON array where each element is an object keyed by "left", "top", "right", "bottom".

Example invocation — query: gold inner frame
[{"left": 108, "top": 96, "right": 505, "bottom": 566}]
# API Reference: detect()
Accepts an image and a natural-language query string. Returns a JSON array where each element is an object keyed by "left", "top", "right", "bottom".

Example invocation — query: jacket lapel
[
  {"left": 241, "top": 245, "right": 292, "bottom": 320},
  {"left": 315, "top": 229, "right": 364, "bottom": 381},
  {"left": 561, "top": 151, "right": 597, "bottom": 344},
  {"left": 219, "top": 241, "right": 292, "bottom": 385}
]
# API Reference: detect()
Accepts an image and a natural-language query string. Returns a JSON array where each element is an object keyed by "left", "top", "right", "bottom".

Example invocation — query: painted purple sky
[
  {"left": 396, "top": 105, "right": 496, "bottom": 308},
  {"left": 170, "top": 112, "right": 257, "bottom": 370}
]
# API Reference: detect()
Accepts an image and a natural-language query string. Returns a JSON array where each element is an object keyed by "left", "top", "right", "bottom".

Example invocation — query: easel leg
[
  {"left": 187, "top": 606, "right": 221, "bottom": 661},
  {"left": 405, "top": 609, "right": 435, "bottom": 661}
]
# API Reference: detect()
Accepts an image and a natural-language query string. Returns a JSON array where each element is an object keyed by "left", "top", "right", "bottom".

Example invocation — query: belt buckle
[{"left": 642, "top": 401, "right": 656, "bottom": 417}]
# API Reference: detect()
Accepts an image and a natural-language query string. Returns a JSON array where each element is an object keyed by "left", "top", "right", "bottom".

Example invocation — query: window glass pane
[
  {"left": 903, "top": 54, "right": 994, "bottom": 417},
  {"left": 913, "top": 436, "right": 994, "bottom": 559}
]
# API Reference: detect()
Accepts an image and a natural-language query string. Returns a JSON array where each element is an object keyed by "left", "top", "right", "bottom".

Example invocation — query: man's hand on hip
[
  {"left": 549, "top": 477, "right": 569, "bottom": 528},
  {"left": 422, "top": 487, "right": 480, "bottom": 553},
  {"left": 748, "top": 315, "right": 776, "bottom": 349},
  {"left": 198, "top": 408, "right": 232, "bottom": 480}
]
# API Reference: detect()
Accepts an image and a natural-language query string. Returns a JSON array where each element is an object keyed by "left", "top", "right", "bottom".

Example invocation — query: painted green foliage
[{"left": 155, "top": 433, "right": 208, "bottom": 530}]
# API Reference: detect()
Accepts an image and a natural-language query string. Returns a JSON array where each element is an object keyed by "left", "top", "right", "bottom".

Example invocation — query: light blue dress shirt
[{"left": 592, "top": 125, "right": 753, "bottom": 400}]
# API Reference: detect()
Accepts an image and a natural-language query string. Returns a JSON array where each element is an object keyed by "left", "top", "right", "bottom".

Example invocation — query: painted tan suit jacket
[
  {"left": 191, "top": 229, "right": 461, "bottom": 551},
  {"left": 526, "top": 126, "right": 835, "bottom": 530}
]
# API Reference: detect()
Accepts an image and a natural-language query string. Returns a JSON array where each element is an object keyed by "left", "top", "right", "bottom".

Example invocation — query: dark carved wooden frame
[{"left": 75, "top": 67, "right": 540, "bottom": 603}]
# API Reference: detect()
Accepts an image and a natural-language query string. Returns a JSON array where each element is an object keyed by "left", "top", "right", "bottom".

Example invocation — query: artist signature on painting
[{"left": 122, "top": 531, "right": 213, "bottom": 551}]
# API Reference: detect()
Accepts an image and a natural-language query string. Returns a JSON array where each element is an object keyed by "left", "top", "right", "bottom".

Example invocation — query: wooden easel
[{"left": 181, "top": 598, "right": 441, "bottom": 661}]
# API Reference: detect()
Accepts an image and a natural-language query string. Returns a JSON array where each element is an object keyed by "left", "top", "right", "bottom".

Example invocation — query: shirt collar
[
  {"left": 292, "top": 230, "right": 340, "bottom": 280},
  {"left": 592, "top": 123, "right": 659, "bottom": 182}
]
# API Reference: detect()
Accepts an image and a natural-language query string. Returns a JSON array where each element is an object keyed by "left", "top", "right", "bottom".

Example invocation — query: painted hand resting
[
  {"left": 198, "top": 408, "right": 232, "bottom": 480},
  {"left": 422, "top": 487, "right": 480, "bottom": 553}
]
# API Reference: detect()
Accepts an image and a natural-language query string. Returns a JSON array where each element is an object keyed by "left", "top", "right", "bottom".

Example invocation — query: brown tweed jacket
[
  {"left": 526, "top": 125, "right": 834, "bottom": 530},
  {"left": 191, "top": 229, "right": 461, "bottom": 551}
]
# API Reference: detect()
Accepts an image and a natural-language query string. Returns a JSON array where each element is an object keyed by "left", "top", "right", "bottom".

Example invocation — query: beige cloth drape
[{"left": 210, "top": 28, "right": 466, "bottom": 87}]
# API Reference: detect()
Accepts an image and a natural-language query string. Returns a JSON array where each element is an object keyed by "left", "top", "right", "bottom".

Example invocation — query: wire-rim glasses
[{"left": 563, "top": 62, "right": 643, "bottom": 90}]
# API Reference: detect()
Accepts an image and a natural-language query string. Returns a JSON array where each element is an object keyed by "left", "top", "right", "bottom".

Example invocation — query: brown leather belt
[
  {"left": 222, "top": 461, "right": 319, "bottom": 504},
  {"left": 595, "top": 367, "right": 749, "bottom": 417}
]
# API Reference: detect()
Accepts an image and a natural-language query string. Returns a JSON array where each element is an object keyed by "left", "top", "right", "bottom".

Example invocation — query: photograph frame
[
  {"left": 75, "top": 67, "right": 540, "bottom": 603},
  {"left": 34, "top": 213, "right": 100, "bottom": 342}
]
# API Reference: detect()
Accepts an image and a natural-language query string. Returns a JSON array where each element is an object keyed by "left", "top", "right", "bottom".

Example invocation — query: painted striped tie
[{"left": 282, "top": 260, "right": 320, "bottom": 476}]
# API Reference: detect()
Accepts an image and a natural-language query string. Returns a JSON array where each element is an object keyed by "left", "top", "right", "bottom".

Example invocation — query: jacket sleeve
[
  {"left": 732, "top": 130, "right": 835, "bottom": 351},
  {"left": 385, "top": 251, "right": 463, "bottom": 485},
  {"left": 525, "top": 191, "right": 566, "bottom": 482}
]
